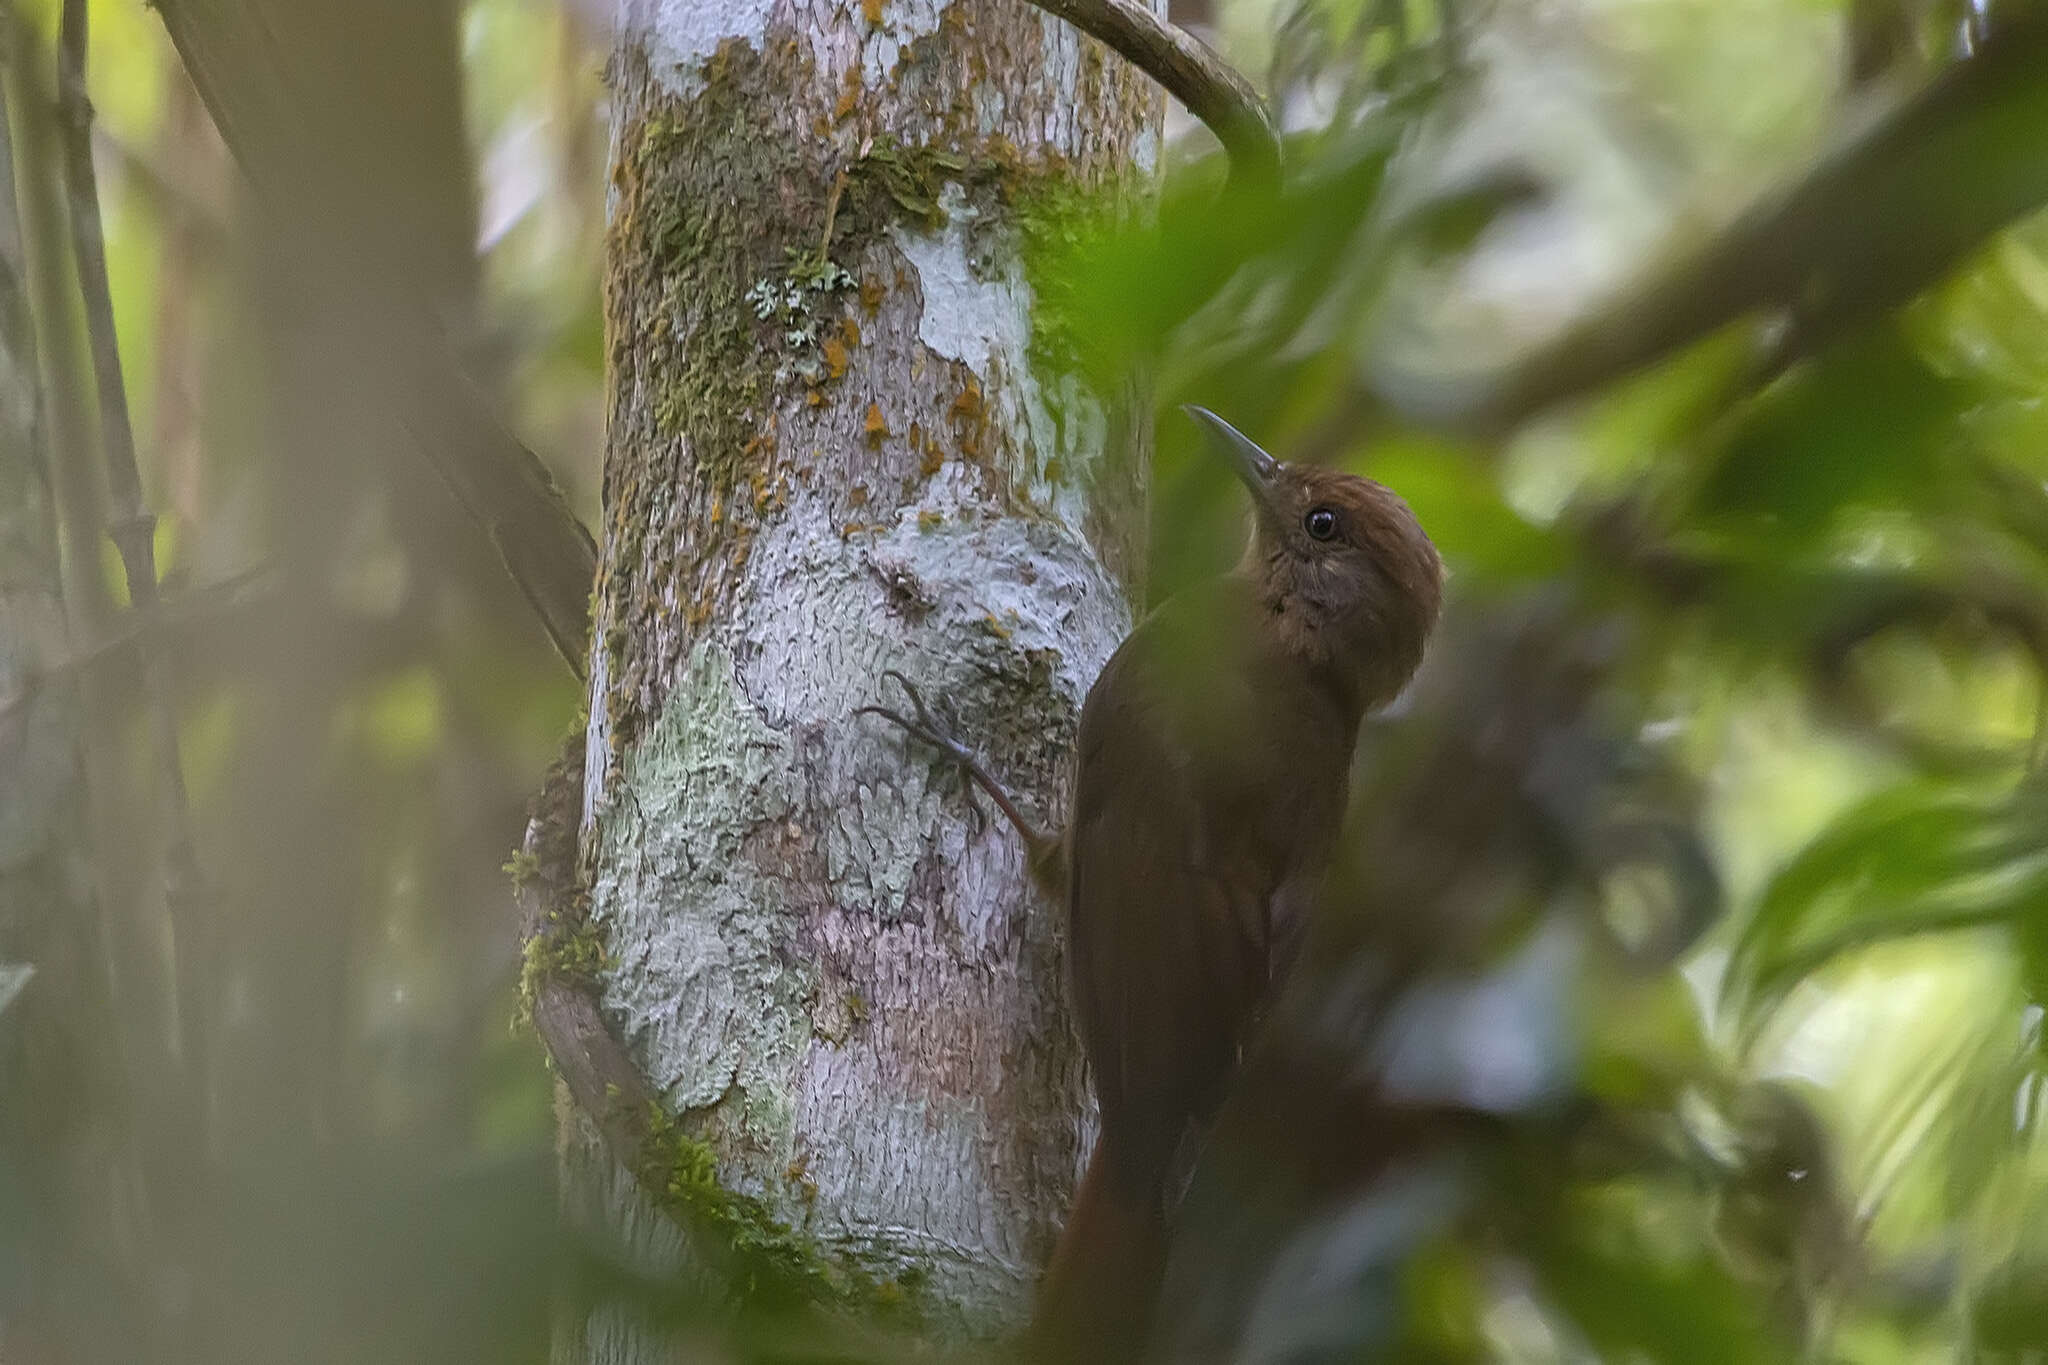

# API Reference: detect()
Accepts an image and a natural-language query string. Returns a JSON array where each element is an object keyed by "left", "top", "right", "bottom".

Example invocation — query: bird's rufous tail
[{"left": 1029, "top": 1137, "right": 1166, "bottom": 1363}]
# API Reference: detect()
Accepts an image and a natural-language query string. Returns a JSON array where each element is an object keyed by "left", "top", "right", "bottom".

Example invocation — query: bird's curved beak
[{"left": 1182, "top": 405, "right": 1283, "bottom": 520}]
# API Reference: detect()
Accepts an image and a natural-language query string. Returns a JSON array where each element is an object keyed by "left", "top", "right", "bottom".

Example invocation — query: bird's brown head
[{"left": 1185, "top": 406, "right": 1444, "bottom": 708}]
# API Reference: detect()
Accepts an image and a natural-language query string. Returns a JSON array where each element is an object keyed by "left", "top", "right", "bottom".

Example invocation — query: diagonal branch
[
  {"left": 1025, "top": 0, "right": 1281, "bottom": 188},
  {"left": 1370, "top": 10, "right": 2048, "bottom": 432}
]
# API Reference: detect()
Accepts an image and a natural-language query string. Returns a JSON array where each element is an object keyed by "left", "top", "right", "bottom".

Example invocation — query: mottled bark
[{"left": 568, "top": 0, "right": 1163, "bottom": 1348}]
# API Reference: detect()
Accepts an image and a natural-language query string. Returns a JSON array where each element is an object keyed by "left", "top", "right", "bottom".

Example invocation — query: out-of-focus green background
[{"left": 8, "top": 0, "right": 2048, "bottom": 1358}]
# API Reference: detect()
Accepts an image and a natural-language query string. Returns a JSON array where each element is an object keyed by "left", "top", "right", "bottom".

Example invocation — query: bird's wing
[{"left": 1067, "top": 626, "right": 1276, "bottom": 1201}]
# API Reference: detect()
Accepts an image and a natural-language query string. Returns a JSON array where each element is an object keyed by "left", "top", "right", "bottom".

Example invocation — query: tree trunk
[{"left": 566, "top": 0, "right": 1162, "bottom": 1349}]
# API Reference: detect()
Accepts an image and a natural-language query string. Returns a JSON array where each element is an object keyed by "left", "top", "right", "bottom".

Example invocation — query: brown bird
[{"left": 863, "top": 407, "right": 1442, "bottom": 1359}]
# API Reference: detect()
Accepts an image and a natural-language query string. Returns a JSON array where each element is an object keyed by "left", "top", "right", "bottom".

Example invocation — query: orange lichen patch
[
  {"left": 861, "top": 0, "right": 883, "bottom": 23},
  {"left": 859, "top": 278, "right": 884, "bottom": 315},
  {"left": 842, "top": 317, "right": 862, "bottom": 348},
  {"left": 848, "top": 484, "right": 870, "bottom": 507},
  {"left": 911, "top": 422, "right": 943, "bottom": 478},
  {"left": 917, "top": 509, "right": 944, "bottom": 531},
  {"left": 982, "top": 612, "right": 1012, "bottom": 640},
  {"left": 834, "top": 67, "right": 861, "bottom": 122},
  {"left": 950, "top": 375, "right": 983, "bottom": 422},
  {"left": 752, "top": 471, "right": 790, "bottom": 519},
  {"left": 709, "top": 495, "right": 725, "bottom": 526},
  {"left": 805, "top": 389, "right": 825, "bottom": 406},
  {"left": 863, "top": 402, "right": 890, "bottom": 445},
  {"left": 948, "top": 373, "right": 989, "bottom": 462},
  {"left": 822, "top": 335, "right": 850, "bottom": 381}
]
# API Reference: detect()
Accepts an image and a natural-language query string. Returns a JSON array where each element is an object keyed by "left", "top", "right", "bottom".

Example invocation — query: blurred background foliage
[{"left": 6, "top": 0, "right": 2048, "bottom": 1359}]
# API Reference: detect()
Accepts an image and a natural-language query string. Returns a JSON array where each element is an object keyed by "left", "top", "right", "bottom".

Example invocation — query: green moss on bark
[
  {"left": 515, "top": 905, "right": 613, "bottom": 1031},
  {"left": 636, "top": 1103, "right": 934, "bottom": 1323}
]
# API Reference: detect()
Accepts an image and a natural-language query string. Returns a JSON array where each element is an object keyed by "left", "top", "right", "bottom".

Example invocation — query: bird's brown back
[{"left": 1066, "top": 574, "right": 1360, "bottom": 1198}]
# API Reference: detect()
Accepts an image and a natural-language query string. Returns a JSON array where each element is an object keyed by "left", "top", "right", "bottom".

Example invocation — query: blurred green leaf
[
  {"left": 1526, "top": 1176, "right": 1786, "bottom": 1363},
  {"left": 1697, "top": 329, "right": 1967, "bottom": 540},
  {"left": 1726, "top": 779, "right": 2048, "bottom": 1029},
  {"left": 1971, "top": 1253, "right": 2048, "bottom": 1353}
]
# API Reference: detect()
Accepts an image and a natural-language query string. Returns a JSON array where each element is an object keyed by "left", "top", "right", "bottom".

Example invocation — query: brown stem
[
  {"left": 1025, "top": 0, "right": 1280, "bottom": 188},
  {"left": 818, "top": 165, "right": 847, "bottom": 262}
]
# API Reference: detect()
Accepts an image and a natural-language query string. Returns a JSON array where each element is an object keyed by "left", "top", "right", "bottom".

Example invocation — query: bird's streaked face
[{"left": 1183, "top": 406, "right": 1444, "bottom": 707}]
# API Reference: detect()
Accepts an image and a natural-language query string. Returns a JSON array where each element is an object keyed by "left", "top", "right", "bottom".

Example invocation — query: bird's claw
[
  {"left": 858, "top": 670, "right": 971, "bottom": 766},
  {"left": 857, "top": 668, "right": 1054, "bottom": 873},
  {"left": 859, "top": 672, "right": 991, "bottom": 832}
]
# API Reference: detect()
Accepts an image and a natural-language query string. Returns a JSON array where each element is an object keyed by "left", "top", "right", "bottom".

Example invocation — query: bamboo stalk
[{"left": 56, "top": 0, "right": 211, "bottom": 1099}]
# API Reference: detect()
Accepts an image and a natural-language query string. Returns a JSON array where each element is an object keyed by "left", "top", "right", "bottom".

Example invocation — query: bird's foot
[
  {"left": 859, "top": 670, "right": 1060, "bottom": 882},
  {"left": 858, "top": 670, "right": 985, "bottom": 781}
]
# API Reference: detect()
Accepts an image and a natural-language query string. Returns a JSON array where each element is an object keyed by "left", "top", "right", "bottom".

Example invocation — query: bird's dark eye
[{"left": 1304, "top": 507, "right": 1339, "bottom": 541}]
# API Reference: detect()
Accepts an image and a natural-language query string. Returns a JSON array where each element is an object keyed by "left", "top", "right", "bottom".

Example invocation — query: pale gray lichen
[
  {"left": 891, "top": 183, "right": 1114, "bottom": 529},
  {"left": 857, "top": 0, "right": 950, "bottom": 91},
  {"left": 747, "top": 256, "right": 858, "bottom": 385},
  {"left": 620, "top": 0, "right": 777, "bottom": 98},
  {"left": 727, "top": 489, "right": 1126, "bottom": 922},
  {"left": 889, "top": 186, "right": 1031, "bottom": 378},
  {"left": 588, "top": 637, "right": 807, "bottom": 1117},
  {"left": 577, "top": 10, "right": 1161, "bottom": 1337}
]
